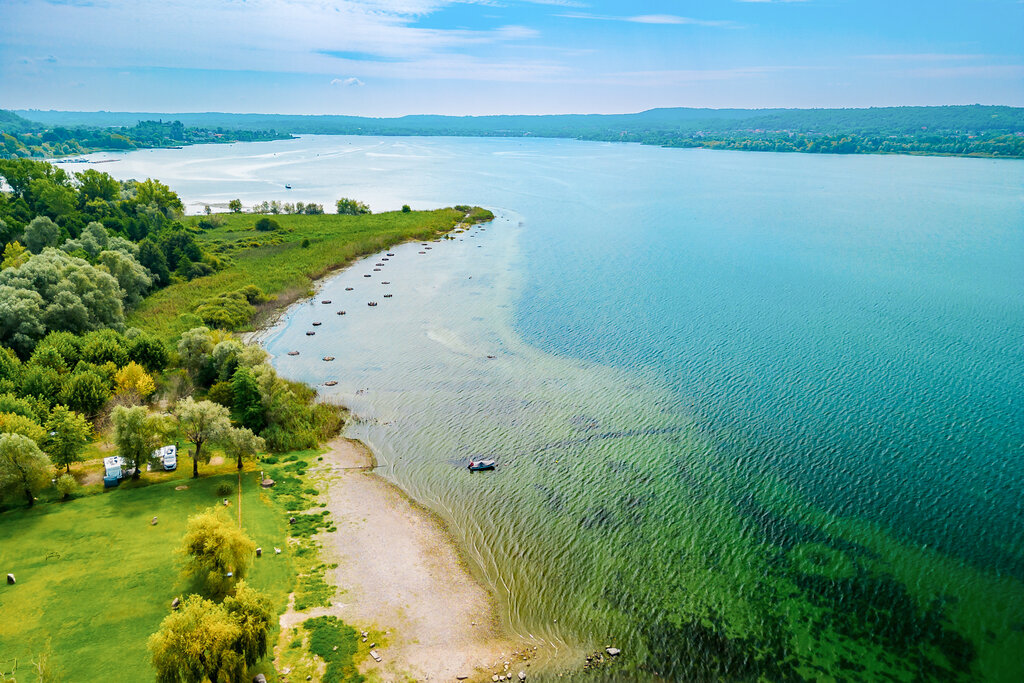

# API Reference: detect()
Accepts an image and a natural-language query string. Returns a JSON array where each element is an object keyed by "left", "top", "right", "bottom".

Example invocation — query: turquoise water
[{"left": 74, "top": 138, "right": 1024, "bottom": 679}]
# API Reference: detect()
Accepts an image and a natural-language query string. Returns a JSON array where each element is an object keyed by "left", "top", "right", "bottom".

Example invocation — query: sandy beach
[{"left": 283, "top": 437, "right": 526, "bottom": 681}]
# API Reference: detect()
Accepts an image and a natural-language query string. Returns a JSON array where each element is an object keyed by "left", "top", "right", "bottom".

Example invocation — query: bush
[
  {"left": 207, "top": 380, "right": 233, "bottom": 408},
  {"left": 216, "top": 482, "right": 235, "bottom": 497},
  {"left": 254, "top": 217, "right": 280, "bottom": 232},
  {"left": 401, "top": 204, "right": 411, "bottom": 213},
  {"left": 300, "top": 238, "right": 310, "bottom": 249},
  {"left": 55, "top": 473, "right": 79, "bottom": 499},
  {"left": 195, "top": 292, "right": 254, "bottom": 330}
]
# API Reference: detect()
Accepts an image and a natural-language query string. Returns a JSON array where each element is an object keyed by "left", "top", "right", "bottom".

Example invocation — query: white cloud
[
  {"left": 558, "top": 12, "right": 733, "bottom": 28},
  {"left": 331, "top": 77, "right": 365, "bottom": 86}
]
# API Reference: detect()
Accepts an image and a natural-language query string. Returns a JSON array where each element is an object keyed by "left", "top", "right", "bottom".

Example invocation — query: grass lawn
[
  {"left": 0, "top": 464, "right": 293, "bottom": 682},
  {"left": 128, "top": 207, "right": 492, "bottom": 339}
]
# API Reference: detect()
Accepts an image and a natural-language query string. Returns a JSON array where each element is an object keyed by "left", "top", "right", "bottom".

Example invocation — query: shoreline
[
  {"left": 257, "top": 215, "right": 561, "bottom": 680},
  {"left": 280, "top": 437, "right": 541, "bottom": 681}
]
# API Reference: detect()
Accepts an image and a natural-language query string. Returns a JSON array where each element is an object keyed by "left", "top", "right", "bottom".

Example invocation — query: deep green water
[{"left": 75, "top": 137, "right": 1024, "bottom": 680}]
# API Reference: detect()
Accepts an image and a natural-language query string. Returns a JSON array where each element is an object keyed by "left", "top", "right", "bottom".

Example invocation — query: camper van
[
  {"left": 102, "top": 456, "right": 128, "bottom": 487},
  {"left": 153, "top": 445, "right": 177, "bottom": 471}
]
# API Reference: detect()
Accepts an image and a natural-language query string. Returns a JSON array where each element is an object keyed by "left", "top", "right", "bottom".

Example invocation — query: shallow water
[{"left": 73, "top": 137, "right": 1024, "bottom": 680}]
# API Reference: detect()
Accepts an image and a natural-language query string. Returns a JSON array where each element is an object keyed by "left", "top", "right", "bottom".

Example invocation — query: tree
[
  {"left": 177, "top": 327, "right": 214, "bottom": 379},
  {"left": 0, "top": 249, "right": 125, "bottom": 350},
  {"left": 112, "top": 405, "right": 165, "bottom": 479},
  {"left": 223, "top": 426, "right": 265, "bottom": 471},
  {"left": 128, "top": 332, "right": 169, "bottom": 372},
  {"left": 1, "top": 241, "right": 29, "bottom": 270},
  {"left": 114, "top": 361, "right": 156, "bottom": 400},
  {"left": 0, "top": 411, "right": 45, "bottom": 443},
  {"left": 401, "top": 204, "right": 411, "bottom": 213},
  {"left": 43, "top": 405, "right": 91, "bottom": 473},
  {"left": 135, "top": 178, "right": 184, "bottom": 216},
  {"left": 224, "top": 581, "right": 273, "bottom": 668},
  {"left": 0, "top": 284, "right": 45, "bottom": 356},
  {"left": 228, "top": 199, "right": 242, "bottom": 213},
  {"left": 22, "top": 216, "right": 60, "bottom": 254},
  {"left": 175, "top": 397, "right": 230, "bottom": 478},
  {"left": 231, "top": 367, "right": 265, "bottom": 433},
  {"left": 0, "top": 432, "right": 52, "bottom": 507},
  {"left": 60, "top": 221, "right": 108, "bottom": 258},
  {"left": 97, "top": 249, "right": 152, "bottom": 307},
  {"left": 148, "top": 594, "right": 244, "bottom": 683},
  {"left": 137, "top": 238, "right": 170, "bottom": 287},
  {"left": 60, "top": 369, "right": 111, "bottom": 417},
  {"left": 180, "top": 506, "right": 255, "bottom": 594},
  {"left": 75, "top": 168, "right": 120, "bottom": 202},
  {"left": 335, "top": 197, "right": 371, "bottom": 215}
]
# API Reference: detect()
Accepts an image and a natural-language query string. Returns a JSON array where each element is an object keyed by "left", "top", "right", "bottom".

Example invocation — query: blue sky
[{"left": 1, "top": 0, "right": 1022, "bottom": 115}]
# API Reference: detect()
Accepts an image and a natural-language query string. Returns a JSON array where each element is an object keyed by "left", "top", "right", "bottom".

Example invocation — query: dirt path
[{"left": 291, "top": 437, "right": 519, "bottom": 681}]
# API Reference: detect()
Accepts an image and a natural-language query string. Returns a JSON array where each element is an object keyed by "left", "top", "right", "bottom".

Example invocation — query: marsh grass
[{"left": 128, "top": 208, "right": 492, "bottom": 339}]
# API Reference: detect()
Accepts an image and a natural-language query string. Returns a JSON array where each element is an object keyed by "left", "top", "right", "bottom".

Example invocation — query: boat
[
  {"left": 322, "top": 300, "right": 331, "bottom": 304},
  {"left": 381, "top": 281, "right": 390, "bottom": 284},
  {"left": 285, "top": 184, "right": 292, "bottom": 189},
  {"left": 364, "top": 274, "right": 372, "bottom": 277},
  {"left": 336, "top": 310, "right": 346, "bottom": 315},
  {"left": 323, "top": 356, "right": 335, "bottom": 362},
  {"left": 345, "top": 287, "right": 354, "bottom": 291},
  {"left": 383, "top": 294, "right": 393, "bottom": 298},
  {"left": 306, "top": 331, "right": 315, "bottom": 336},
  {"left": 468, "top": 459, "right": 496, "bottom": 471},
  {"left": 324, "top": 380, "right": 337, "bottom": 386},
  {"left": 312, "top": 321, "right": 322, "bottom": 326},
  {"left": 287, "top": 351, "right": 300, "bottom": 356},
  {"left": 367, "top": 301, "right": 378, "bottom": 307},
  {"left": 386, "top": 253, "right": 394, "bottom": 256}
]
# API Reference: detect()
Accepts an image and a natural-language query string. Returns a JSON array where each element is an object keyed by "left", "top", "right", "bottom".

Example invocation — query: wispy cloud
[
  {"left": 858, "top": 53, "right": 987, "bottom": 62},
  {"left": 558, "top": 12, "right": 734, "bottom": 28},
  {"left": 331, "top": 77, "right": 365, "bottom": 86}
]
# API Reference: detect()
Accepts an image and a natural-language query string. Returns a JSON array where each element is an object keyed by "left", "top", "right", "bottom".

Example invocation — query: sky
[{"left": 1, "top": 0, "right": 1022, "bottom": 116}]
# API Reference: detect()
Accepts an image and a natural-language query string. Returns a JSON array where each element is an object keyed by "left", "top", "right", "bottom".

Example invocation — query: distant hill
[
  {"left": 16, "top": 105, "right": 1024, "bottom": 137},
  {"left": 0, "top": 109, "right": 41, "bottom": 135},
  {"left": 11, "top": 106, "right": 1024, "bottom": 158}
]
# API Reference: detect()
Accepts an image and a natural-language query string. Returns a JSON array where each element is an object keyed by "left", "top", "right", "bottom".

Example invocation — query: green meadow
[
  {"left": 129, "top": 207, "right": 492, "bottom": 338},
  {"left": 0, "top": 464, "right": 292, "bottom": 681}
]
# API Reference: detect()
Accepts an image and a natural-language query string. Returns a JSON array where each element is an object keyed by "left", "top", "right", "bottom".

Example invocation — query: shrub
[
  {"left": 401, "top": 204, "right": 411, "bottom": 213},
  {"left": 55, "top": 473, "right": 79, "bottom": 499},
  {"left": 301, "top": 238, "right": 310, "bottom": 249},
  {"left": 254, "top": 217, "right": 280, "bottom": 232},
  {"left": 216, "top": 482, "right": 235, "bottom": 497},
  {"left": 207, "top": 380, "right": 234, "bottom": 408}
]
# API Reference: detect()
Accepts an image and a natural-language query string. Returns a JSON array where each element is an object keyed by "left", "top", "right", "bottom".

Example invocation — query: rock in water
[
  {"left": 6, "top": 574, "right": 15, "bottom": 585},
  {"left": 606, "top": 647, "right": 620, "bottom": 657}
]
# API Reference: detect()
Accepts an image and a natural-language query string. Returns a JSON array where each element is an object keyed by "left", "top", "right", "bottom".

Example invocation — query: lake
[{"left": 69, "top": 136, "right": 1024, "bottom": 680}]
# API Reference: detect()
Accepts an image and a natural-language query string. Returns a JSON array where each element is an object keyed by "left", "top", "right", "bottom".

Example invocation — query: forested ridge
[
  {"left": 0, "top": 110, "right": 290, "bottom": 159},
  {"left": 14, "top": 105, "right": 1024, "bottom": 158}
]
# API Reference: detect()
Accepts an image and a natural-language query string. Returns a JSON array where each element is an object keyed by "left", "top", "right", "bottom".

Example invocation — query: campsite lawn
[
  {"left": 0, "top": 466, "right": 292, "bottom": 682},
  {"left": 128, "top": 207, "right": 492, "bottom": 339}
]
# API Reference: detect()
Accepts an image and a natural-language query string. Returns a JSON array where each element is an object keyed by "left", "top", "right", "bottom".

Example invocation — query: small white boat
[{"left": 468, "top": 459, "right": 496, "bottom": 471}]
